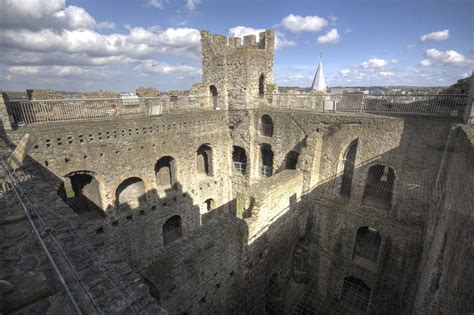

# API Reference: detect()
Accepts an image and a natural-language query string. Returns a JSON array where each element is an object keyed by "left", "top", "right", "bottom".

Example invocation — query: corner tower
[{"left": 200, "top": 30, "right": 275, "bottom": 109}]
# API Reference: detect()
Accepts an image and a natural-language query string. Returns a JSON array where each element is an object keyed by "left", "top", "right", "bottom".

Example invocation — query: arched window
[
  {"left": 354, "top": 227, "right": 381, "bottom": 262},
  {"left": 260, "top": 143, "right": 274, "bottom": 177},
  {"left": 196, "top": 144, "right": 213, "bottom": 176},
  {"left": 232, "top": 146, "right": 247, "bottom": 174},
  {"left": 340, "top": 139, "right": 358, "bottom": 198},
  {"left": 210, "top": 85, "right": 218, "bottom": 108},
  {"left": 155, "top": 156, "right": 177, "bottom": 189},
  {"left": 341, "top": 276, "right": 371, "bottom": 312},
  {"left": 259, "top": 74, "right": 265, "bottom": 96},
  {"left": 363, "top": 164, "right": 395, "bottom": 208},
  {"left": 260, "top": 115, "right": 273, "bottom": 137},
  {"left": 58, "top": 171, "right": 103, "bottom": 218},
  {"left": 163, "top": 215, "right": 182, "bottom": 246},
  {"left": 204, "top": 198, "right": 214, "bottom": 212},
  {"left": 285, "top": 151, "right": 300, "bottom": 170},
  {"left": 209, "top": 85, "right": 218, "bottom": 97},
  {"left": 115, "top": 177, "right": 147, "bottom": 210},
  {"left": 265, "top": 273, "right": 283, "bottom": 314}
]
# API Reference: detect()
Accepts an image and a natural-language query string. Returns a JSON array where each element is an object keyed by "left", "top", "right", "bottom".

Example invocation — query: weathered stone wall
[
  {"left": 4, "top": 108, "right": 472, "bottom": 314},
  {"left": 201, "top": 30, "right": 274, "bottom": 110},
  {"left": 412, "top": 125, "right": 474, "bottom": 314}
]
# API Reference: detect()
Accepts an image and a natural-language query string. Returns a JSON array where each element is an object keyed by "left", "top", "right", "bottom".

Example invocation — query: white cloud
[
  {"left": 361, "top": 58, "right": 387, "bottom": 68},
  {"left": 390, "top": 59, "right": 399, "bottom": 64},
  {"left": 97, "top": 21, "right": 116, "bottom": 30},
  {"left": 420, "top": 29, "right": 449, "bottom": 41},
  {"left": 134, "top": 60, "right": 201, "bottom": 77},
  {"left": 340, "top": 69, "right": 351, "bottom": 76},
  {"left": 420, "top": 59, "right": 432, "bottom": 66},
  {"left": 187, "top": 0, "right": 201, "bottom": 10},
  {"left": 0, "top": 0, "right": 114, "bottom": 31},
  {"left": 344, "top": 29, "right": 352, "bottom": 33},
  {"left": 407, "top": 44, "right": 416, "bottom": 49},
  {"left": 0, "top": 0, "right": 203, "bottom": 89},
  {"left": 328, "top": 15, "right": 337, "bottom": 22},
  {"left": 379, "top": 71, "right": 394, "bottom": 77},
  {"left": 8, "top": 65, "right": 90, "bottom": 77},
  {"left": 422, "top": 48, "right": 470, "bottom": 66},
  {"left": 52, "top": 5, "right": 96, "bottom": 29},
  {"left": 317, "top": 28, "right": 340, "bottom": 44},
  {"left": 281, "top": 14, "right": 328, "bottom": 32},
  {"left": 148, "top": 0, "right": 167, "bottom": 9},
  {"left": 228, "top": 26, "right": 295, "bottom": 50},
  {"left": 0, "top": 26, "right": 201, "bottom": 59}
]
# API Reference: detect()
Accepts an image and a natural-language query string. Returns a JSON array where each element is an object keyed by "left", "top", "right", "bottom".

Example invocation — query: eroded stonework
[{"left": 0, "top": 30, "right": 473, "bottom": 314}]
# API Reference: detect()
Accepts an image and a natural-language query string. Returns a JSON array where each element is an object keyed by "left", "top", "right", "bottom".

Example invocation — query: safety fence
[{"left": 5, "top": 93, "right": 468, "bottom": 126}]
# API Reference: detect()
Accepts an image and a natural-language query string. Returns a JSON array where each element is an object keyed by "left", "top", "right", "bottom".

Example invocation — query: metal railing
[
  {"left": 336, "top": 94, "right": 467, "bottom": 117},
  {"left": 233, "top": 161, "right": 247, "bottom": 174},
  {"left": 260, "top": 165, "right": 273, "bottom": 177},
  {"left": 5, "top": 95, "right": 213, "bottom": 126},
  {"left": 5, "top": 93, "right": 467, "bottom": 126},
  {"left": 262, "top": 93, "right": 468, "bottom": 118}
]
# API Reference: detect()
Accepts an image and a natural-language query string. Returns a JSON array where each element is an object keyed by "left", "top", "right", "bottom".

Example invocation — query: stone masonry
[{"left": 0, "top": 29, "right": 472, "bottom": 314}]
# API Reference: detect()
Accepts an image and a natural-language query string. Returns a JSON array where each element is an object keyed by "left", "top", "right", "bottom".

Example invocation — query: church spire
[{"left": 311, "top": 54, "right": 326, "bottom": 92}]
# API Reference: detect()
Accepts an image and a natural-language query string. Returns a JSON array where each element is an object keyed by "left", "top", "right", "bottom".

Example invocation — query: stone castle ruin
[{"left": 0, "top": 29, "right": 473, "bottom": 314}]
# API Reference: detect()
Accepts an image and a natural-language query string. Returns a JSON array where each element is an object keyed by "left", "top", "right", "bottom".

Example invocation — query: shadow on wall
[{"left": 1, "top": 114, "right": 472, "bottom": 315}]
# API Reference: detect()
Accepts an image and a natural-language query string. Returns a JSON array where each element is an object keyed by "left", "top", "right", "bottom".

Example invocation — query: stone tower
[{"left": 200, "top": 30, "right": 275, "bottom": 109}]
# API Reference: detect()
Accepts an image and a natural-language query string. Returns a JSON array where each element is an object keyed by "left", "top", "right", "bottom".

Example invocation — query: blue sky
[{"left": 0, "top": 0, "right": 472, "bottom": 91}]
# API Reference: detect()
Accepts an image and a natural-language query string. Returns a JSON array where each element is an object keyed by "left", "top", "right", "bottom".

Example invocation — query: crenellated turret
[{"left": 200, "top": 30, "right": 275, "bottom": 110}]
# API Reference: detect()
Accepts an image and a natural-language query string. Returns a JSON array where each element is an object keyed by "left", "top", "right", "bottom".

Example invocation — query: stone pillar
[{"left": 0, "top": 92, "right": 12, "bottom": 130}]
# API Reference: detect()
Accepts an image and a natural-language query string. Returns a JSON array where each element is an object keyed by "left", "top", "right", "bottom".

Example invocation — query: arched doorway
[
  {"left": 232, "top": 146, "right": 247, "bottom": 174},
  {"left": 196, "top": 144, "right": 213, "bottom": 176},
  {"left": 260, "top": 115, "right": 274, "bottom": 137},
  {"left": 210, "top": 85, "right": 218, "bottom": 108},
  {"left": 57, "top": 171, "right": 104, "bottom": 219},
  {"left": 285, "top": 151, "right": 300, "bottom": 170},
  {"left": 340, "top": 139, "right": 358, "bottom": 198},
  {"left": 155, "top": 156, "right": 177, "bottom": 190},
  {"left": 115, "top": 177, "right": 147, "bottom": 210},
  {"left": 260, "top": 143, "right": 274, "bottom": 177},
  {"left": 163, "top": 215, "right": 183, "bottom": 246},
  {"left": 363, "top": 164, "right": 395, "bottom": 209}
]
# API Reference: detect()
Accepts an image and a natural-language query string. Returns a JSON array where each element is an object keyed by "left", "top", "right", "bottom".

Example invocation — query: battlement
[{"left": 200, "top": 29, "right": 275, "bottom": 52}]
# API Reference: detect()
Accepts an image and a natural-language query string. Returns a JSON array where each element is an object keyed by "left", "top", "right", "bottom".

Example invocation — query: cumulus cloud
[
  {"left": 421, "top": 48, "right": 470, "bottom": 66},
  {"left": 0, "top": 0, "right": 203, "bottom": 89},
  {"left": 281, "top": 14, "right": 328, "bottom": 32},
  {"left": 420, "top": 29, "right": 449, "bottom": 41},
  {"left": 134, "top": 60, "right": 201, "bottom": 77},
  {"left": 379, "top": 71, "right": 394, "bottom": 77},
  {"left": 361, "top": 58, "right": 387, "bottom": 68},
  {"left": 187, "top": 0, "right": 201, "bottom": 10},
  {"left": 148, "top": 0, "right": 167, "bottom": 9},
  {"left": 340, "top": 69, "right": 351, "bottom": 76},
  {"left": 0, "top": 0, "right": 108, "bottom": 31},
  {"left": 317, "top": 29, "right": 340, "bottom": 44},
  {"left": 228, "top": 26, "right": 295, "bottom": 50},
  {"left": 7, "top": 65, "right": 89, "bottom": 77}
]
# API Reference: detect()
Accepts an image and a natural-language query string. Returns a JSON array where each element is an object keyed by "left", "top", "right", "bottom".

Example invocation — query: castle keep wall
[{"left": 2, "top": 28, "right": 472, "bottom": 315}]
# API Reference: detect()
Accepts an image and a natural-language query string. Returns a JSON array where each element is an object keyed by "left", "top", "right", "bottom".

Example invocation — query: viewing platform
[{"left": 1, "top": 93, "right": 469, "bottom": 127}]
